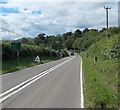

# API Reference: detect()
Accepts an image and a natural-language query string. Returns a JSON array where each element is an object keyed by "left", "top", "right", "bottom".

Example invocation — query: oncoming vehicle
[{"left": 71, "top": 53, "right": 74, "bottom": 55}]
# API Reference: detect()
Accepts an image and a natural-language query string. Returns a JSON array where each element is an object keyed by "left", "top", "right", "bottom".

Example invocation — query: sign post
[
  {"left": 48, "top": 45, "right": 52, "bottom": 56},
  {"left": 48, "top": 45, "right": 52, "bottom": 52},
  {"left": 11, "top": 42, "right": 21, "bottom": 61}
]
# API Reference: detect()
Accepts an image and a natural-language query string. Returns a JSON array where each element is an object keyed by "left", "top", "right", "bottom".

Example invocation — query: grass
[
  {"left": 80, "top": 35, "right": 120, "bottom": 108},
  {"left": 80, "top": 34, "right": 119, "bottom": 108},
  {"left": 81, "top": 56, "right": 118, "bottom": 108},
  {"left": 1, "top": 56, "right": 60, "bottom": 75}
]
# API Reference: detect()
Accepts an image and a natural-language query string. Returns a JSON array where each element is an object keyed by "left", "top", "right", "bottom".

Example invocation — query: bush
[
  {"left": 61, "top": 50, "right": 69, "bottom": 57},
  {"left": 2, "top": 43, "right": 58, "bottom": 60}
]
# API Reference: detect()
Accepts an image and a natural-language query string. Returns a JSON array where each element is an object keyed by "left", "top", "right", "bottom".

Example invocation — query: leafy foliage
[
  {"left": 2, "top": 43, "right": 57, "bottom": 60},
  {"left": 2, "top": 27, "right": 119, "bottom": 61},
  {"left": 80, "top": 27, "right": 119, "bottom": 108}
]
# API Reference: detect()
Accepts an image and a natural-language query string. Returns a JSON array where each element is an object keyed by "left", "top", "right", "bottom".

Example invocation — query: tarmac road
[{"left": 1, "top": 55, "right": 83, "bottom": 108}]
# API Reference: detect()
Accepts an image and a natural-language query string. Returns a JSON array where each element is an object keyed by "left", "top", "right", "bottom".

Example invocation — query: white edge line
[
  {"left": 0, "top": 57, "right": 72, "bottom": 97},
  {"left": 80, "top": 56, "right": 84, "bottom": 108},
  {"left": 0, "top": 67, "right": 56, "bottom": 102},
  {"left": 0, "top": 56, "right": 75, "bottom": 103}
]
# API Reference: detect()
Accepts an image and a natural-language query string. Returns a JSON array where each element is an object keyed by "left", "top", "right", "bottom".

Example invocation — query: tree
[
  {"left": 83, "top": 28, "right": 89, "bottom": 33},
  {"left": 20, "top": 38, "right": 28, "bottom": 44},
  {"left": 65, "top": 39, "right": 74, "bottom": 50},
  {"left": 38, "top": 33, "right": 45, "bottom": 40},
  {"left": 74, "top": 29, "right": 82, "bottom": 38},
  {"left": 100, "top": 28, "right": 106, "bottom": 32},
  {"left": 34, "top": 34, "right": 45, "bottom": 45}
]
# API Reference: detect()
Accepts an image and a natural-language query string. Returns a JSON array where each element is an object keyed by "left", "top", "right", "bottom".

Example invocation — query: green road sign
[
  {"left": 11, "top": 43, "right": 21, "bottom": 51},
  {"left": 48, "top": 46, "right": 52, "bottom": 51}
]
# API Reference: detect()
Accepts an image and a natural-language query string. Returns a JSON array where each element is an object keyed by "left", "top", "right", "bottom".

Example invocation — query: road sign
[
  {"left": 11, "top": 42, "right": 21, "bottom": 61},
  {"left": 48, "top": 46, "right": 52, "bottom": 51},
  {"left": 11, "top": 43, "right": 21, "bottom": 51}
]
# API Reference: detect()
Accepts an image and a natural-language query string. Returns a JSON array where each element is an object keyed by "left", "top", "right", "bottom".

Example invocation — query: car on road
[{"left": 71, "top": 53, "right": 74, "bottom": 55}]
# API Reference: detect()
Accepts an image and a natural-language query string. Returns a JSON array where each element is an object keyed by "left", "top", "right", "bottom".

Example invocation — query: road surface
[{"left": 1, "top": 55, "right": 83, "bottom": 108}]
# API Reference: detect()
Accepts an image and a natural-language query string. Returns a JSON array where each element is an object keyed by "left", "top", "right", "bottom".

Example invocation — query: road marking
[
  {"left": 2, "top": 57, "right": 70, "bottom": 76},
  {"left": 80, "top": 57, "right": 84, "bottom": 108},
  {"left": 0, "top": 56, "right": 75, "bottom": 103}
]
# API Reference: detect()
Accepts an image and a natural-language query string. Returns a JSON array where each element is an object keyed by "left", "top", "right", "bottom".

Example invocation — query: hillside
[{"left": 80, "top": 27, "right": 119, "bottom": 108}]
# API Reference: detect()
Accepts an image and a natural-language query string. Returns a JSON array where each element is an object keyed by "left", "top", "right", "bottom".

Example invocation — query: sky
[{"left": 0, "top": 0, "right": 119, "bottom": 40}]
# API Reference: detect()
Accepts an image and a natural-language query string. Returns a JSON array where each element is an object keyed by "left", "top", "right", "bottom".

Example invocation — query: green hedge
[{"left": 2, "top": 43, "right": 58, "bottom": 60}]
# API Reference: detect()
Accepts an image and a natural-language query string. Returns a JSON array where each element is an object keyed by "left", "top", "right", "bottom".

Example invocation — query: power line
[
  {"left": 0, "top": 19, "right": 31, "bottom": 38},
  {"left": 0, "top": 26, "right": 28, "bottom": 37},
  {"left": 104, "top": 6, "right": 111, "bottom": 37}
]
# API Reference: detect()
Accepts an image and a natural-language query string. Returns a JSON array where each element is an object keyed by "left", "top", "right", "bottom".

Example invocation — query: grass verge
[
  {"left": 1, "top": 56, "right": 60, "bottom": 75},
  {"left": 81, "top": 55, "right": 118, "bottom": 108}
]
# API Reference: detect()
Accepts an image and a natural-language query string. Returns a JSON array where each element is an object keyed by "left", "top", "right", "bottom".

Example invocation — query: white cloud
[
  {"left": 1, "top": 0, "right": 119, "bottom": 2},
  {"left": 0, "top": 1, "right": 118, "bottom": 40}
]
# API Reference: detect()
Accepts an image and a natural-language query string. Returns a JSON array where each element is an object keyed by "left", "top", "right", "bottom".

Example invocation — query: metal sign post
[
  {"left": 48, "top": 46, "right": 52, "bottom": 52},
  {"left": 17, "top": 51, "right": 19, "bottom": 62},
  {"left": 11, "top": 42, "right": 21, "bottom": 61}
]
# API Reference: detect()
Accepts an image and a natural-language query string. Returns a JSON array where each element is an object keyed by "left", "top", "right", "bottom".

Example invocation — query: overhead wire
[{"left": 0, "top": 19, "right": 30, "bottom": 38}]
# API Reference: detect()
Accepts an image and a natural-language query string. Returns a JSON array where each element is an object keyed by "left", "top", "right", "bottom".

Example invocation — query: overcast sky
[{"left": 0, "top": 0, "right": 119, "bottom": 40}]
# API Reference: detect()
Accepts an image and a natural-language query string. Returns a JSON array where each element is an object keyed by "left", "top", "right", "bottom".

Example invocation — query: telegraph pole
[{"left": 104, "top": 6, "right": 111, "bottom": 37}]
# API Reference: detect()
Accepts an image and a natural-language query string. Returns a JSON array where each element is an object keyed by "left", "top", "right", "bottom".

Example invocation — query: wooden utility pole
[{"left": 104, "top": 6, "right": 111, "bottom": 37}]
